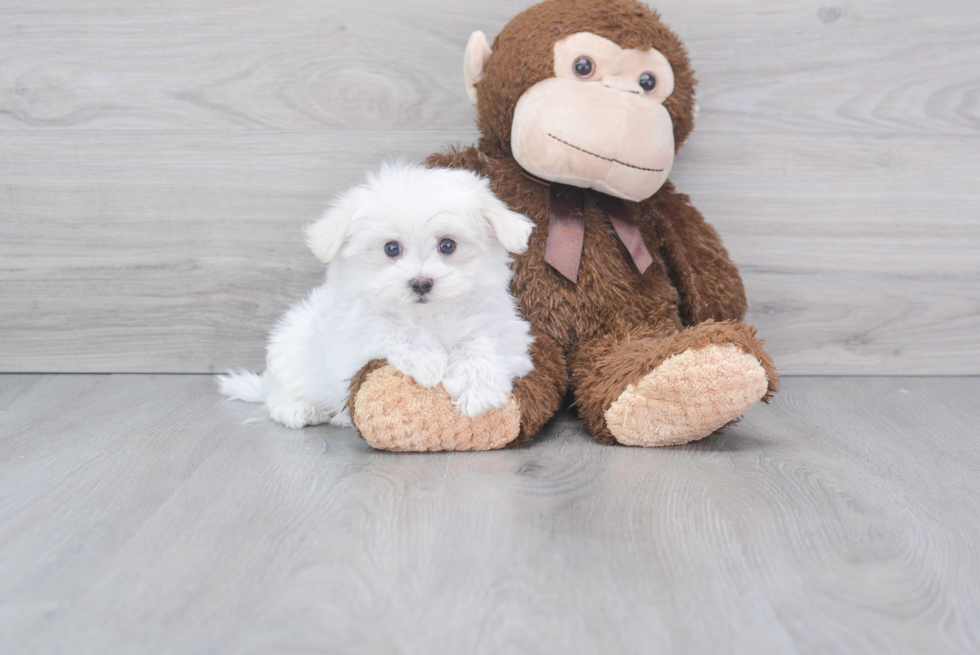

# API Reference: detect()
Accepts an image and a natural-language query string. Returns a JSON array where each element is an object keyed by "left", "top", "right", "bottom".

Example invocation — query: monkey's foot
[
  {"left": 351, "top": 364, "right": 520, "bottom": 452},
  {"left": 604, "top": 343, "right": 769, "bottom": 447}
]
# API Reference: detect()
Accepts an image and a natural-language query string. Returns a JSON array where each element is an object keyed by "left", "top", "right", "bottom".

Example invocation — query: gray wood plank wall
[{"left": 1, "top": 0, "right": 978, "bottom": 374}]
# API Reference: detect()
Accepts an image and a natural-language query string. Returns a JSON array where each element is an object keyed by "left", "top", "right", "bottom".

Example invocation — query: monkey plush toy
[{"left": 346, "top": 0, "right": 778, "bottom": 451}]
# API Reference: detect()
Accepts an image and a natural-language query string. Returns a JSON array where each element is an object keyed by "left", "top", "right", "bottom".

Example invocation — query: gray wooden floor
[{"left": 2, "top": 374, "right": 979, "bottom": 654}]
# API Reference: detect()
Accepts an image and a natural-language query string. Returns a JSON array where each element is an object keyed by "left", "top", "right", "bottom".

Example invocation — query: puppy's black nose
[{"left": 410, "top": 277, "right": 434, "bottom": 296}]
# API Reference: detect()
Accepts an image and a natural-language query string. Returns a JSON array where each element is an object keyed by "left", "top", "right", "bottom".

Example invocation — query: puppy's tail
[{"left": 216, "top": 370, "right": 267, "bottom": 403}]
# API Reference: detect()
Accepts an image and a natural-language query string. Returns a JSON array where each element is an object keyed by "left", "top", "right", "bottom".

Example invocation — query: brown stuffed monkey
[{"left": 346, "top": 0, "right": 777, "bottom": 451}]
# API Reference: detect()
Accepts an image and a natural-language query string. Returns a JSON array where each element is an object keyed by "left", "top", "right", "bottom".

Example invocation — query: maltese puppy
[{"left": 218, "top": 163, "right": 535, "bottom": 429}]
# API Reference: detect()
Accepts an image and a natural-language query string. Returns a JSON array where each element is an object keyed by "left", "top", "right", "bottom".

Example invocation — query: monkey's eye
[
  {"left": 638, "top": 72, "right": 657, "bottom": 92},
  {"left": 384, "top": 241, "right": 401, "bottom": 257},
  {"left": 438, "top": 238, "right": 456, "bottom": 254},
  {"left": 573, "top": 56, "right": 595, "bottom": 79}
]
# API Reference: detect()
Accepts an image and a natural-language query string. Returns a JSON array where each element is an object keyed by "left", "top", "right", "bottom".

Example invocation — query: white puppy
[{"left": 218, "top": 163, "right": 535, "bottom": 429}]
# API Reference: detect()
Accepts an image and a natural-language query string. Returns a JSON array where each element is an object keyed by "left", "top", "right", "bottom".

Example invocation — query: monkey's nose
[
  {"left": 410, "top": 277, "right": 434, "bottom": 296},
  {"left": 601, "top": 76, "right": 641, "bottom": 94}
]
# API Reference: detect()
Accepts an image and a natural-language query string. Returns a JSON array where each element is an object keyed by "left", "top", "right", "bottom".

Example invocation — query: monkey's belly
[{"left": 514, "top": 200, "right": 683, "bottom": 347}]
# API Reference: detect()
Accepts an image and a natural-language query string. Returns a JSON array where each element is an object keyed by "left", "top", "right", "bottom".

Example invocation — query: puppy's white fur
[{"left": 218, "top": 163, "right": 535, "bottom": 429}]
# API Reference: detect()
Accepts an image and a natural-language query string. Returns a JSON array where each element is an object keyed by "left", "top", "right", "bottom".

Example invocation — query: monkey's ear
[
  {"left": 478, "top": 186, "right": 534, "bottom": 254},
  {"left": 305, "top": 198, "right": 356, "bottom": 263},
  {"left": 464, "top": 31, "right": 492, "bottom": 104}
]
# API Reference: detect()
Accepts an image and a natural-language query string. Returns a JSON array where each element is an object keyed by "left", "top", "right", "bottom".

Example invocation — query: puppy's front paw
[
  {"left": 389, "top": 349, "right": 448, "bottom": 388},
  {"left": 510, "top": 353, "right": 534, "bottom": 379},
  {"left": 456, "top": 386, "right": 511, "bottom": 417},
  {"left": 442, "top": 368, "right": 511, "bottom": 417}
]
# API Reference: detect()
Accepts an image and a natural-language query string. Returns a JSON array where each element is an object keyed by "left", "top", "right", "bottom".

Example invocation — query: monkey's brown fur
[
  {"left": 474, "top": 0, "right": 698, "bottom": 158},
  {"left": 348, "top": 0, "right": 777, "bottom": 447}
]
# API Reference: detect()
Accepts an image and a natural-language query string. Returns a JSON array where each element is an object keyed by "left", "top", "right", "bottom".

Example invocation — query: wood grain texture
[
  {"left": 0, "top": 0, "right": 977, "bottom": 135},
  {"left": 0, "top": 0, "right": 978, "bottom": 374},
  {"left": 1, "top": 130, "right": 977, "bottom": 373},
  {"left": 1, "top": 374, "right": 979, "bottom": 654}
]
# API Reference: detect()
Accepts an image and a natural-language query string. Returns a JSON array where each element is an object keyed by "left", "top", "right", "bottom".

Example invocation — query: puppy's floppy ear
[
  {"left": 477, "top": 183, "right": 534, "bottom": 254},
  {"left": 305, "top": 197, "right": 355, "bottom": 263}
]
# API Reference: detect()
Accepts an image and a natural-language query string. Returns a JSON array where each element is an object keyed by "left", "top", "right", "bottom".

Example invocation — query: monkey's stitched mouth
[{"left": 547, "top": 133, "right": 664, "bottom": 173}]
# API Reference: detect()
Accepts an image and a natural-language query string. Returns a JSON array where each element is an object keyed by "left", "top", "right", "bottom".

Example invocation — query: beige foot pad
[
  {"left": 352, "top": 365, "right": 520, "bottom": 452},
  {"left": 605, "top": 343, "right": 769, "bottom": 447}
]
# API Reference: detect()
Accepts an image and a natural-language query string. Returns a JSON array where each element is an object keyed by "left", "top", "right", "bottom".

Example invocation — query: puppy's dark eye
[
  {"left": 638, "top": 72, "right": 656, "bottom": 92},
  {"left": 384, "top": 241, "right": 401, "bottom": 257},
  {"left": 438, "top": 238, "right": 456, "bottom": 254},
  {"left": 573, "top": 56, "right": 594, "bottom": 79}
]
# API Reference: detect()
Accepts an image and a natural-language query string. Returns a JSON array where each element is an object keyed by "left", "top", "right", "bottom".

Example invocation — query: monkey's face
[
  {"left": 464, "top": 0, "right": 697, "bottom": 203},
  {"left": 510, "top": 32, "right": 676, "bottom": 202}
]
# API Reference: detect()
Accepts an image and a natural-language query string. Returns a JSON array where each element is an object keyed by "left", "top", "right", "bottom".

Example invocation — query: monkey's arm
[
  {"left": 424, "top": 146, "right": 491, "bottom": 175},
  {"left": 647, "top": 184, "right": 748, "bottom": 325}
]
